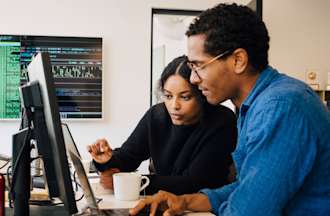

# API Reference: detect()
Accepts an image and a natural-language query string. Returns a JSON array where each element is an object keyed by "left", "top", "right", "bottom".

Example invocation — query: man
[{"left": 129, "top": 3, "right": 330, "bottom": 216}]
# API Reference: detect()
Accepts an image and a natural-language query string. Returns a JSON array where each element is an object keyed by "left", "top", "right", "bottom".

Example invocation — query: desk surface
[
  {"left": 4, "top": 176, "right": 214, "bottom": 216},
  {"left": 89, "top": 179, "right": 214, "bottom": 216}
]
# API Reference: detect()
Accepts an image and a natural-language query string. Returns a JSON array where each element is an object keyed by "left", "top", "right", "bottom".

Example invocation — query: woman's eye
[
  {"left": 163, "top": 94, "right": 172, "bottom": 100},
  {"left": 181, "top": 95, "right": 192, "bottom": 101}
]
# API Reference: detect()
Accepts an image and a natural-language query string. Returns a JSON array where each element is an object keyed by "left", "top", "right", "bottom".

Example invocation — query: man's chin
[{"left": 206, "top": 97, "right": 220, "bottom": 105}]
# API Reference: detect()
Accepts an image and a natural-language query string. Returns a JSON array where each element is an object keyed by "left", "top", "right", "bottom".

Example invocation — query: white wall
[
  {"left": 0, "top": 0, "right": 329, "bottom": 172},
  {"left": 265, "top": 0, "right": 330, "bottom": 86}
]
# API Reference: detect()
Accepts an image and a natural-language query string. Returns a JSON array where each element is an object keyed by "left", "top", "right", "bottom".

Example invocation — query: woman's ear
[{"left": 232, "top": 48, "right": 248, "bottom": 74}]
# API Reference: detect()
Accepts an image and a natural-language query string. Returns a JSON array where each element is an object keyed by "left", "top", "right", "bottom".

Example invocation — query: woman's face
[{"left": 163, "top": 74, "right": 201, "bottom": 125}]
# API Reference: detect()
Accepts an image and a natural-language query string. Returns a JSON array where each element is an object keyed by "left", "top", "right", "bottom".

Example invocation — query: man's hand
[
  {"left": 99, "top": 167, "right": 120, "bottom": 189},
  {"left": 129, "top": 190, "right": 187, "bottom": 216},
  {"left": 87, "top": 138, "right": 112, "bottom": 164},
  {"left": 130, "top": 191, "right": 212, "bottom": 216}
]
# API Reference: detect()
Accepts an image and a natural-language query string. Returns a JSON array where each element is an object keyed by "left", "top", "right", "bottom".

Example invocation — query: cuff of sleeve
[
  {"left": 93, "top": 150, "right": 122, "bottom": 172},
  {"left": 93, "top": 160, "right": 110, "bottom": 172},
  {"left": 200, "top": 188, "right": 222, "bottom": 214}
]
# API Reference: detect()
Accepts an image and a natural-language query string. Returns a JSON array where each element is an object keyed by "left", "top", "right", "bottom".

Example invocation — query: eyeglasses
[{"left": 187, "top": 50, "right": 231, "bottom": 80}]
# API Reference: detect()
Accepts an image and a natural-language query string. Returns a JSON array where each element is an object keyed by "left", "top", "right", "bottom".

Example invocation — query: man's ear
[{"left": 232, "top": 48, "right": 248, "bottom": 74}]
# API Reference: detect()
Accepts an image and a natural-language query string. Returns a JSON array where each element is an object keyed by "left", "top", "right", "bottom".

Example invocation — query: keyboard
[{"left": 99, "top": 206, "right": 164, "bottom": 216}]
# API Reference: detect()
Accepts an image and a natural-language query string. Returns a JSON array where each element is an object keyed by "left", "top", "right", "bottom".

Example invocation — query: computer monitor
[
  {"left": 0, "top": 35, "right": 103, "bottom": 120},
  {"left": 11, "top": 52, "right": 77, "bottom": 215}
]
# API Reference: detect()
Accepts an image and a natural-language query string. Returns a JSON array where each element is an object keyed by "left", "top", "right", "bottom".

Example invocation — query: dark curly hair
[
  {"left": 186, "top": 3, "right": 270, "bottom": 72},
  {"left": 158, "top": 55, "right": 209, "bottom": 114}
]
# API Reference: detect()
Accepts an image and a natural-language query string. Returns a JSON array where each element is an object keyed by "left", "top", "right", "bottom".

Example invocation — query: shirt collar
[{"left": 240, "top": 66, "right": 279, "bottom": 114}]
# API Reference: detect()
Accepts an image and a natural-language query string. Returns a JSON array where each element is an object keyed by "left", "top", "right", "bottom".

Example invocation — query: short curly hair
[{"left": 186, "top": 3, "right": 270, "bottom": 72}]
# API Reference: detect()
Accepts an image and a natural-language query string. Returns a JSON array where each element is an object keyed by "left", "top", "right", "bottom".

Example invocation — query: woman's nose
[{"left": 172, "top": 98, "right": 180, "bottom": 110}]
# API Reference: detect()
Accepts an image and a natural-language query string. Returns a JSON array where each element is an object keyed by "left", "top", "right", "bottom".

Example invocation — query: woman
[{"left": 88, "top": 55, "right": 237, "bottom": 195}]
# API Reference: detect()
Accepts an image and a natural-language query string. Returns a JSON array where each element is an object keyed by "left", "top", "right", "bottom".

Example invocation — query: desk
[
  {"left": 88, "top": 178, "right": 214, "bottom": 216},
  {"left": 82, "top": 195, "right": 214, "bottom": 216},
  {"left": 4, "top": 176, "right": 214, "bottom": 216}
]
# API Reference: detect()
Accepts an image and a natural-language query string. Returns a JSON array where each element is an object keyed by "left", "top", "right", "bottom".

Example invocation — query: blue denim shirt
[{"left": 201, "top": 66, "right": 330, "bottom": 215}]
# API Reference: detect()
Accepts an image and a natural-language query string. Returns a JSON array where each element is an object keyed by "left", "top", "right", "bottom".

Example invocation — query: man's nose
[{"left": 190, "top": 70, "right": 201, "bottom": 84}]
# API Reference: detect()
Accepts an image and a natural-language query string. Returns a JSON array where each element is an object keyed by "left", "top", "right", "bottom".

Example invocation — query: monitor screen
[{"left": 0, "top": 35, "right": 102, "bottom": 120}]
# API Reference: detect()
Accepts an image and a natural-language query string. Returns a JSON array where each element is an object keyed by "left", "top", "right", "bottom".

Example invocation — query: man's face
[{"left": 187, "top": 34, "right": 236, "bottom": 105}]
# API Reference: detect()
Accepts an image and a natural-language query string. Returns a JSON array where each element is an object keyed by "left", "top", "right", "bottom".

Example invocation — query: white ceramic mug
[{"left": 113, "top": 172, "right": 150, "bottom": 201}]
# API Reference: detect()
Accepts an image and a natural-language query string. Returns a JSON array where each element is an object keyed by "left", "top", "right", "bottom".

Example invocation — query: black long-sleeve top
[{"left": 94, "top": 103, "right": 237, "bottom": 195}]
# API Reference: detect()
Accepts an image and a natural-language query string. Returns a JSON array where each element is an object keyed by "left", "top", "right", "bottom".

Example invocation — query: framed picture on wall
[{"left": 0, "top": 35, "right": 103, "bottom": 120}]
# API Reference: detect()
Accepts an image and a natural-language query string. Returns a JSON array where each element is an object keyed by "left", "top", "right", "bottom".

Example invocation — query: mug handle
[{"left": 140, "top": 176, "right": 150, "bottom": 192}]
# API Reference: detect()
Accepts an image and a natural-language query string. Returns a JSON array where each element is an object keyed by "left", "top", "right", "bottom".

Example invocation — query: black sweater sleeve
[
  {"left": 145, "top": 106, "right": 237, "bottom": 195},
  {"left": 94, "top": 108, "right": 152, "bottom": 172}
]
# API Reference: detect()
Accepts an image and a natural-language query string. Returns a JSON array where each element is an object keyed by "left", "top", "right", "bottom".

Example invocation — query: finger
[
  {"left": 157, "top": 191, "right": 176, "bottom": 211},
  {"left": 99, "top": 139, "right": 109, "bottom": 152},
  {"left": 129, "top": 200, "right": 148, "bottom": 215},
  {"left": 163, "top": 208, "right": 176, "bottom": 216},
  {"left": 98, "top": 140, "right": 112, "bottom": 159},
  {"left": 91, "top": 144, "right": 99, "bottom": 154},
  {"left": 95, "top": 140, "right": 107, "bottom": 155},
  {"left": 150, "top": 201, "right": 160, "bottom": 216},
  {"left": 88, "top": 145, "right": 99, "bottom": 158},
  {"left": 95, "top": 141, "right": 102, "bottom": 153},
  {"left": 90, "top": 151, "right": 98, "bottom": 159}
]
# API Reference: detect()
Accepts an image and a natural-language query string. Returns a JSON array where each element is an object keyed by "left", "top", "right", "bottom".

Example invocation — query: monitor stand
[{"left": 11, "top": 127, "right": 32, "bottom": 216}]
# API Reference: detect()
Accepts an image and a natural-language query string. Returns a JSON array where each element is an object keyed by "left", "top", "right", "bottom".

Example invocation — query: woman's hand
[
  {"left": 100, "top": 168, "right": 121, "bottom": 189},
  {"left": 87, "top": 138, "right": 112, "bottom": 164}
]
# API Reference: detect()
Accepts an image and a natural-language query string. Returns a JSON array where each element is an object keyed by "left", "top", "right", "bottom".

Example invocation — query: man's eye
[{"left": 189, "top": 62, "right": 202, "bottom": 68}]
